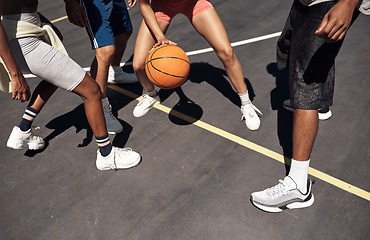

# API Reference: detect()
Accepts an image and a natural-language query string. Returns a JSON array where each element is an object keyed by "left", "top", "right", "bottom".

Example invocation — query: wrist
[{"left": 340, "top": 0, "right": 359, "bottom": 8}]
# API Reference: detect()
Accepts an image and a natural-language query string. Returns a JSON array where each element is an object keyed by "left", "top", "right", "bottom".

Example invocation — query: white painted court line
[
  {"left": 186, "top": 32, "right": 282, "bottom": 56},
  {"left": 23, "top": 32, "right": 281, "bottom": 79},
  {"left": 19, "top": 17, "right": 370, "bottom": 201}
]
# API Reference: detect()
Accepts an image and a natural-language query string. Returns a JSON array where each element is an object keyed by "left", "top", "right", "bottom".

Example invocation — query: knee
[
  {"left": 85, "top": 78, "right": 102, "bottom": 100},
  {"left": 74, "top": 75, "right": 102, "bottom": 100},
  {"left": 90, "top": 81, "right": 102, "bottom": 98},
  {"left": 217, "top": 46, "right": 236, "bottom": 64},
  {"left": 132, "top": 59, "right": 145, "bottom": 74},
  {"left": 95, "top": 45, "right": 115, "bottom": 64}
]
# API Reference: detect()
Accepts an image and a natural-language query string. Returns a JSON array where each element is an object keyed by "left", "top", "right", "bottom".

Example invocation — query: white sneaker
[
  {"left": 107, "top": 66, "right": 138, "bottom": 84},
  {"left": 283, "top": 99, "right": 332, "bottom": 120},
  {"left": 7, "top": 126, "right": 44, "bottom": 150},
  {"left": 250, "top": 176, "right": 314, "bottom": 213},
  {"left": 241, "top": 104, "right": 263, "bottom": 131},
  {"left": 96, "top": 146, "right": 141, "bottom": 171},
  {"left": 102, "top": 98, "right": 123, "bottom": 134},
  {"left": 133, "top": 93, "right": 160, "bottom": 118}
]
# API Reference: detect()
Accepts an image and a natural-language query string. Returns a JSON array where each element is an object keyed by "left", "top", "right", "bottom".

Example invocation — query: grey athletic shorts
[
  {"left": 276, "top": 0, "right": 359, "bottom": 110},
  {"left": 4, "top": 12, "right": 86, "bottom": 91}
]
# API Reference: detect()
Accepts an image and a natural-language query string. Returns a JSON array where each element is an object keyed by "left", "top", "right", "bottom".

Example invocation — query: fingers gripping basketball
[{"left": 145, "top": 45, "right": 190, "bottom": 89}]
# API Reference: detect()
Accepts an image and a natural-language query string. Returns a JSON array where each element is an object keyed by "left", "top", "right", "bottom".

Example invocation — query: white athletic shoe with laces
[
  {"left": 7, "top": 126, "right": 44, "bottom": 150},
  {"left": 250, "top": 176, "right": 315, "bottom": 213},
  {"left": 102, "top": 98, "right": 123, "bottom": 134},
  {"left": 133, "top": 93, "right": 160, "bottom": 117},
  {"left": 283, "top": 99, "right": 332, "bottom": 120},
  {"left": 241, "top": 104, "right": 263, "bottom": 131},
  {"left": 107, "top": 66, "right": 138, "bottom": 84},
  {"left": 96, "top": 146, "right": 141, "bottom": 171}
]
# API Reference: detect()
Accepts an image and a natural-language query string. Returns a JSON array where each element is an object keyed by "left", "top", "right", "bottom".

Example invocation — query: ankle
[
  {"left": 146, "top": 89, "right": 157, "bottom": 98},
  {"left": 288, "top": 159, "right": 310, "bottom": 192},
  {"left": 95, "top": 134, "right": 112, "bottom": 157}
]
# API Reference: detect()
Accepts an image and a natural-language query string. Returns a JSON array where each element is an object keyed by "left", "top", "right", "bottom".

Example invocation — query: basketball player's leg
[
  {"left": 132, "top": 20, "right": 169, "bottom": 117},
  {"left": 27, "top": 81, "right": 58, "bottom": 112},
  {"left": 191, "top": 8, "right": 262, "bottom": 130},
  {"left": 90, "top": 45, "right": 115, "bottom": 99},
  {"left": 133, "top": 20, "right": 169, "bottom": 92},
  {"left": 70, "top": 73, "right": 141, "bottom": 170},
  {"left": 72, "top": 73, "right": 107, "bottom": 136},
  {"left": 250, "top": 1, "right": 342, "bottom": 212},
  {"left": 111, "top": 31, "right": 132, "bottom": 67},
  {"left": 81, "top": 0, "right": 124, "bottom": 134},
  {"left": 293, "top": 109, "right": 318, "bottom": 161},
  {"left": 191, "top": 9, "right": 247, "bottom": 92},
  {"left": 108, "top": 0, "right": 137, "bottom": 84},
  {"left": 32, "top": 42, "right": 140, "bottom": 169}
]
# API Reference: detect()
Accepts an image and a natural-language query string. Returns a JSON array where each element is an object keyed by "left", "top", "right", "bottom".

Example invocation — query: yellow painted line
[
  {"left": 108, "top": 85, "right": 370, "bottom": 202},
  {"left": 43, "top": 15, "right": 370, "bottom": 201},
  {"left": 50, "top": 16, "right": 68, "bottom": 24},
  {"left": 52, "top": 13, "right": 369, "bottom": 200}
]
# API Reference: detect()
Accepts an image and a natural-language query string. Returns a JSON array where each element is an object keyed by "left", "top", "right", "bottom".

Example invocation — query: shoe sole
[
  {"left": 251, "top": 194, "right": 314, "bottom": 213},
  {"left": 7, "top": 140, "right": 44, "bottom": 150},
  {"left": 96, "top": 155, "right": 141, "bottom": 171},
  {"left": 283, "top": 104, "right": 332, "bottom": 120},
  {"left": 318, "top": 110, "right": 332, "bottom": 120},
  {"left": 107, "top": 127, "right": 123, "bottom": 135},
  {"left": 283, "top": 103, "right": 293, "bottom": 112}
]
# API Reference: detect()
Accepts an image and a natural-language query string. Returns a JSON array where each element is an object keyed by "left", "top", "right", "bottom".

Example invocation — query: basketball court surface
[{"left": 1, "top": 0, "right": 369, "bottom": 239}]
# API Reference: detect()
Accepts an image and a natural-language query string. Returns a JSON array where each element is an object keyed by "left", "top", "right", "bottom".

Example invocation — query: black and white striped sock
[
  {"left": 95, "top": 134, "right": 113, "bottom": 157},
  {"left": 19, "top": 106, "right": 39, "bottom": 131}
]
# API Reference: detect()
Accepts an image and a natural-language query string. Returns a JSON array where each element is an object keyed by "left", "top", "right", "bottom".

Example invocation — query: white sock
[
  {"left": 288, "top": 159, "right": 310, "bottom": 192},
  {"left": 238, "top": 91, "right": 252, "bottom": 106},
  {"left": 146, "top": 89, "right": 157, "bottom": 98}
]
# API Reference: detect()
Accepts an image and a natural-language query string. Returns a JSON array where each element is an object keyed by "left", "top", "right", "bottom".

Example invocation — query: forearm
[{"left": 139, "top": 0, "right": 165, "bottom": 40}]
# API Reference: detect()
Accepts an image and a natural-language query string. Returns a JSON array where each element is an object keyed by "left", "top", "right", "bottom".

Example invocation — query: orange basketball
[{"left": 145, "top": 45, "right": 190, "bottom": 89}]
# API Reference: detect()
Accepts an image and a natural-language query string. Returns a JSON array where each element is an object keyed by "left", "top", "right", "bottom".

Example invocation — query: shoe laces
[
  {"left": 241, "top": 104, "right": 263, "bottom": 121},
  {"left": 264, "top": 178, "right": 292, "bottom": 198},
  {"left": 138, "top": 94, "right": 156, "bottom": 107},
  {"left": 105, "top": 104, "right": 116, "bottom": 119},
  {"left": 113, "top": 147, "right": 133, "bottom": 170}
]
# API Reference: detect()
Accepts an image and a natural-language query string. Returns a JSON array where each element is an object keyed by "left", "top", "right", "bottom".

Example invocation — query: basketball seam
[
  {"left": 145, "top": 45, "right": 189, "bottom": 89},
  {"left": 148, "top": 56, "right": 190, "bottom": 65},
  {"left": 146, "top": 61, "right": 170, "bottom": 89}
]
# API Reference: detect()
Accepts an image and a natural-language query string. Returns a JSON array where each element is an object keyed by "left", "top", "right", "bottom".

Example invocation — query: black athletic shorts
[{"left": 276, "top": 0, "right": 359, "bottom": 110}]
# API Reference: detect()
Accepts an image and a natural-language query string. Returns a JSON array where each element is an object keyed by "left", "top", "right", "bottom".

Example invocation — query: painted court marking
[
  {"left": 109, "top": 85, "right": 370, "bottom": 202},
  {"left": 25, "top": 15, "right": 370, "bottom": 202}
]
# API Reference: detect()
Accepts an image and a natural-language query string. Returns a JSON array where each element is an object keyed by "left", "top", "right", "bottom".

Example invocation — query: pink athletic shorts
[{"left": 151, "top": 0, "right": 214, "bottom": 24}]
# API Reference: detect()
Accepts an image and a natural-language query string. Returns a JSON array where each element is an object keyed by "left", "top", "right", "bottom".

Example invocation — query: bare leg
[
  {"left": 191, "top": 9, "right": 247, "bottom": 94},
  {"left": 132, "top": 20, "right": 169, "bottom": 92},
  {"left": 111, "top": 30, "right": 132, "bottom": 66},
  {"left": 72, "top": 73, "right": 107, "bottom": 137},
  {"left": 27, "top": 80, "right": 58, "bottom": 111},
  {"left": 292, "top": 109, "right": 319, "bottom": 161},
  {"left": 90, "top": 45, "right": 115, "bottom": 98}
]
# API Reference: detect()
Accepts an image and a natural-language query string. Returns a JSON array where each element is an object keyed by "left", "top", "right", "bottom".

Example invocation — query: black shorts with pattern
[{"left": 276, "top": 0, "right": 359, "bottom": 110}]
